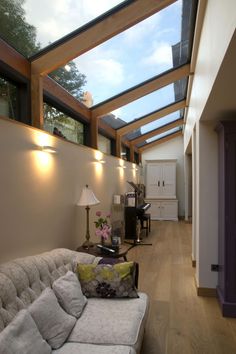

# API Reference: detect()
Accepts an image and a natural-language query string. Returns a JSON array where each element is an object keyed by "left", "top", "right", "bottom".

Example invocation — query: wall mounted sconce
[
  {"left": 40, "top": 146, "right": 57, "bottom": 153},
  {"left": 95, "top": 159, "right": 106, "bottom": 164}
]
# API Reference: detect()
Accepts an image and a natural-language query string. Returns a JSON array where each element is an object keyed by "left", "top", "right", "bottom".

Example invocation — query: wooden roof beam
[
  {"left": 0, "top": 38, "right": 30, "bottom": 78},
  {"left": 139, "top": 130, "right": 182, "bottom": 152},
  {"left": 31, "top": 0, "right": 177, "bottom": 75},
  {"left": 91, "top": 64, "right": 190, "bottom": 118},
  {"left": 43, "top": 77, "right": 116, "bottom": 139},
  {"left": 117, "top": 99, "right": 186, "bottom": 136},
  {"left": 43, "top": 77, "right": 91, "bottom": 120},
  {"left": 130, "top": 117, "right": 184, "bottom": 146}
]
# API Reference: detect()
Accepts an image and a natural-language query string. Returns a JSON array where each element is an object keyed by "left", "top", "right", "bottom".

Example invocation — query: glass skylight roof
[
  {"left": 123, "top": 112, "right": 183, "bottom": 142},
  {"left": 0, "top": 0, "right": 198, "bottom": 147},
  {"left": 72, "top": 0, "right": 184, "bottom": 105},
  {"left": 137, "top": 126, "right": 182, "bottom": 147},
  {"left": 140, "top": 111, "right": 182, "bottom": 135},
  {"left": 48, "top": 0, "right": 192, "bottom": 105},
  {"left": 101, "top": 77, "right": 187, "bottom": 129},
  {"left": 0, "top": 0, "right": 127, "bottom": 57}
]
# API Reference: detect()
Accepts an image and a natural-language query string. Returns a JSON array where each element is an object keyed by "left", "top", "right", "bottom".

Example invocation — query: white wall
[
  {"left": 141, "top": 135, "right": 185, "bottom": 216},
  {"left": 196, "top": 121, "right": 218, "bottom": 288},
  {"left": 0, "top": 117, "right": 140, "bottom": 262},
  {"left": 184, "top": 0, "right": 236, "bottom": 150},
  {"left": 184, "top": 0, "right": 236, "bottom": 289},
  {"left": 192, "top": 128, "right": 197, "bottom": 263}
]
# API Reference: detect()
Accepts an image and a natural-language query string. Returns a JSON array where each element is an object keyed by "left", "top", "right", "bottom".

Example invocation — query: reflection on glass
[
  {"left": 121, "top": 145, "right": 129, "bottom": 160},
  {"left": 49, "top": 62, "right": 86, "bottom": 100},
  {"left": 98, "top": 134, "right": 111, "bottom": 155},
  {"left": 102, "top": 78, "right": 187, "bottom": 129},
  {"left": 134, "top": 152, "right": 139, "bottom": 165},
  {"left": 44, "top": 103, "right": 84, "bottom": 145},
  {"left": 0, "top": 76, "right": 17, "bottom": 120}
]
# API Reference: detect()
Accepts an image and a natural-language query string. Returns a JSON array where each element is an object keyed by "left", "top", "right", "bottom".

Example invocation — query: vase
[{"left": 101, "top": 237, "right": 105, "bottom": 246}]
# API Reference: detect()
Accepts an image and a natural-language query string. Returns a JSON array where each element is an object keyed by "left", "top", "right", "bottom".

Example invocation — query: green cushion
[{"left": 76, "top": 262, "right": 138, "bottom": 299}]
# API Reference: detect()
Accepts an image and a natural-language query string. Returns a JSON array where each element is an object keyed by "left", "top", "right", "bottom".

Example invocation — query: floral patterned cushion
[{"left": 76, "top": 262, "right": 138, "bottom": 298}]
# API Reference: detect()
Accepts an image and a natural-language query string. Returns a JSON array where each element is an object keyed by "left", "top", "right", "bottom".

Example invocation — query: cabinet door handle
[
  {"left": 157, "top": 181, "right": 160, "bottom": 187},
  {"left": 163, "top": 181, "right": 165, "bottom": 187}
]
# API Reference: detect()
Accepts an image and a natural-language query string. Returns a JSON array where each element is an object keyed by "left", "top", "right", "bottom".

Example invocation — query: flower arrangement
[{"left": 94, "top": 211, "right": 111, "bottom": 242}]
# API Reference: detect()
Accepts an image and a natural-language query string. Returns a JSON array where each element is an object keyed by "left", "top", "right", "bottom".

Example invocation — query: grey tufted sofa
[{"left": 0, "top": 248, "right": 149, "bottom": 354}]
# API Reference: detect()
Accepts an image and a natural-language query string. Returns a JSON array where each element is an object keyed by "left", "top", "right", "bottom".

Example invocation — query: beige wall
[
  {"left": 141, "top": 135, "right": 185, "bottom": 216},
  {"left": 0, "top": 118, "right": 139, "bottom": 262}
]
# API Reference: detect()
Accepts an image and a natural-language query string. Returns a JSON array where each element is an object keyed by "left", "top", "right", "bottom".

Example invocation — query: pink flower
[
  {"left": 94, "top": 211, "right": 111, "bottom": 240},
  {"left": 95, "top": 229, "right": 102, "bottom": 237}
]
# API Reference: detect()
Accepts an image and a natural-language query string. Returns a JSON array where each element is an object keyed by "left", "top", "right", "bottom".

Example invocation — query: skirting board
[
  {"left": 197, "top": 287, "right": 217, "bottom": 297},
  {"left": 194, "top": 275, "right": 216, "bottom": 297}
]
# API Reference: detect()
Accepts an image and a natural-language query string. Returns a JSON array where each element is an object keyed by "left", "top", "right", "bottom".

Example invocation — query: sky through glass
[
  {"left": 22, "top": 0, "right": 127, "bottom": 55},
  {"left": 0, "top": 0, "right": 192, "bottom": 141},
  {"left": 74, "top": 0, "right": 183, "bottom": 105}
]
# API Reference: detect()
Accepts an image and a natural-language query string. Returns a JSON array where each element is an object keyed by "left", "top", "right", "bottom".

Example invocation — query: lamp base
[{"left": 82, "top": 240, "right": 94, "bottom": 249}]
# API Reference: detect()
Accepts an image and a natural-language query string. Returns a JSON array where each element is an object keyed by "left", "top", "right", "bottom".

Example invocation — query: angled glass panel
[
  {"left": 98, "top": 134, "right": 111, "bottom": 155},
  {"left": 101, "top": 78, "right": 187, "bottom": 129},
  {"left": 137, "top": 126, "right": 182, "bottom": 147},
  {"left": 0, "top": 75, "right": 17, "bottom": 120},
  {"left": 49, "top": 0, "right": 197, "bottom": 105},
  {"left": 0, "top": 0, "right": 127, "bottom": 57},
  {"left": 44, "top": 103, "right": 84, "bottom": 145},
  {"left": 53, "top": 0, "right": 189, "bottom": 104},
  {"left": 124, "top": 110, "right": 183, "bottom": 141},
  {"left": 140, "top": 110, "right": 182, "bottom": 135}
]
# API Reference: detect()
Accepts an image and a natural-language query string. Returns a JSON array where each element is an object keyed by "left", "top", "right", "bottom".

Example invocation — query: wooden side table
[{"left": 76, "top": 243, "right": 131, "bottom": 261}]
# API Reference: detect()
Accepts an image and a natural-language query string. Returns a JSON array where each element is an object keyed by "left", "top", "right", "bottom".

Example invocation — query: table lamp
[{"left": 77, "top": 185, "right": 100, "bottom": 249}]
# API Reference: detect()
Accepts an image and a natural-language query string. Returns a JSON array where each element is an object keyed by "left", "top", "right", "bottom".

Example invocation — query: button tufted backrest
[{"left": 0, "top": 248, "right": 97, "bottom": 331}]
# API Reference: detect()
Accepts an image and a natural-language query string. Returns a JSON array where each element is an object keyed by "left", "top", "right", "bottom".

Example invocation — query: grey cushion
[
  {"left": 52, "top": 342, "right": 136, "bottom": 354},
  {"left": 0, "top": 309, "right": 51, "bottom": 354},
  {"left": 68, "top": 292, "right": 149, "bottom": 349},
  {"left": 29, "top": 288, "right": 76, "bottom": 349},
  {"left": 52, "top": 271, "right": 87, "bottom": 318}
]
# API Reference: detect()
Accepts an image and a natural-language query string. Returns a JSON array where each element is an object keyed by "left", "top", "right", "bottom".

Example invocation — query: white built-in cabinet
[{"left": 145, "top": 160, "right": 178, "bottom": 221}]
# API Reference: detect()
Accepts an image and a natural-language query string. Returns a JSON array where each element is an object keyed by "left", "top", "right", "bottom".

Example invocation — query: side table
[{"left": 76, "top": 243, "right": 131, "bottom": 261}]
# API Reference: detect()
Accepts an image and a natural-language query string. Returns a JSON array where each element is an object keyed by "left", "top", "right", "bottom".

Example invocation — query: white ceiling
[{"left": 201, "top": 29, "right": 236, "bottom": 122}]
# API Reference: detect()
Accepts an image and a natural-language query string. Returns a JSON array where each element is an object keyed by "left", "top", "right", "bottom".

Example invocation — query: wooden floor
[{"left": 127, "top": 221, "right": 236, "bottom": 354}]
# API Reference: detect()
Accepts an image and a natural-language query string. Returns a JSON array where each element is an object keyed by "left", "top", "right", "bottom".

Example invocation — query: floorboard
[{"left": 127, "top": 220, "right": 236, "bottom": 354}]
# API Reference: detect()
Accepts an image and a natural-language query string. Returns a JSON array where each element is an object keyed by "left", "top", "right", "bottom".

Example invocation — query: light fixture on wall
[
  {"left": 77, "top": 185, "right": 100, "bottom": 249},
  {"left": 40, "top": 146, "right": 57, "bottom": 153},
  {"left": 94, "top": 151, "right": 106, "bottom": 164},
  {"left": 95, "top": 158, "right": 106, "bottom": 164}
]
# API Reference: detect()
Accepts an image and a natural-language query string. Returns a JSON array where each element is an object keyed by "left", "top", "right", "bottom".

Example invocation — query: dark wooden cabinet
[{"left": 216, "top": 121, "right": 236, "bottom": 317}]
